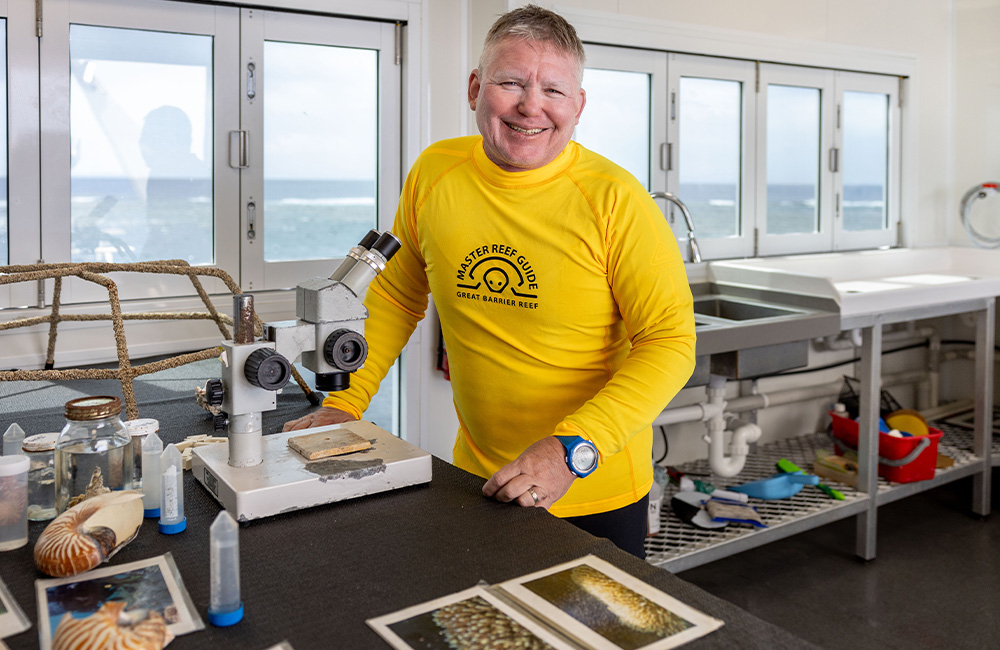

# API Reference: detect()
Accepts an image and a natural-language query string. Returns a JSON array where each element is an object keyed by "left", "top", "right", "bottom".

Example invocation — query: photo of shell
[
  {"left": 35, "top": 553, "right": 203, "bottom": 650},
  {"left": 43, "top": 564, "right": 176, "bottom": 640},
  {"left": 387, "top": 595, "right": 555, "bottom": 650}
]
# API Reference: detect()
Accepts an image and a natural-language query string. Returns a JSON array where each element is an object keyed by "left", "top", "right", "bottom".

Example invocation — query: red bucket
[{"left": 830, "top": 412, "right": 941, "bottom": 483}]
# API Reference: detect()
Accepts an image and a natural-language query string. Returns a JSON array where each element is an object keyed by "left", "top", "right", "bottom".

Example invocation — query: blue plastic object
[
  {"left": 208, "top": 603, "right": 244, "bottom": 627},
  {"left": 730, "top": 472, "right": 820, "bottom": 500}
]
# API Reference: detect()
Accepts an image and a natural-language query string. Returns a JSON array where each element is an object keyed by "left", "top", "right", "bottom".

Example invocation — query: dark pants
[{"left": 564, "top": 492, "right": 650, "bottom": 559}]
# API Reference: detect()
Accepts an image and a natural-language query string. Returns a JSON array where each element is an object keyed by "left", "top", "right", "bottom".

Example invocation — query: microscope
[{"left": 192, "top": 231, "right": 432, "bottom": 522}]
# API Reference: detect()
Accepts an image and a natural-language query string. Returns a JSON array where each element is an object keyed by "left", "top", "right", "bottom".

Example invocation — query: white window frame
[
  {"left": 832, "top": 71, "right": 900, "bottom": 251},
  {"left": 667, "top": 53, "right": 756, "bottom": 260},
  {"left": 3, "top": 0, "right": 44, "bottom": 309},
  {"left": 755, "top": 63, "right": 836, "bottom": 257},
  {"left": 238, "top": 8, "right": 400, "bottom": 292},
  {"left": 578, "top": 43, "right": 667, "bottom": 194},
  {"left": 39, "top": 0, "right": 240, "bottom": 303}
]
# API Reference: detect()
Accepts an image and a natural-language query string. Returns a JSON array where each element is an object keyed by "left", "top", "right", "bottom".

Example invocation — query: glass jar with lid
[
  {"left": 23, "top": 432, "right": 58, "bottom": 521},
  {"left": 55, "top": 396, "right": 134, "bottom": 514}
]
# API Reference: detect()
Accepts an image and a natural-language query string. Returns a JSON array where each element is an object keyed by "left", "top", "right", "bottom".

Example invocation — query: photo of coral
[
  {"left": 522, "top": 565, "right": 693, "bottom": 650},
  {"left": 386, "top": 595, "right": 555, "bottom": 650}
]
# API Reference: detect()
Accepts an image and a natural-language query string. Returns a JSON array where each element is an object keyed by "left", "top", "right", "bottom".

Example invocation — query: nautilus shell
[
  {"left": 53, "top": 600, "right": 173, "bottom": 650},
  {"left": 34, "top": 491, "right": 143, "bottom": 577}
]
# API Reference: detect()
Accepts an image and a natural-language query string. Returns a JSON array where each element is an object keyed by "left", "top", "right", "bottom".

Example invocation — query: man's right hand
[{"left": 282, "top": 406, "right": 356, "bottom": 432}]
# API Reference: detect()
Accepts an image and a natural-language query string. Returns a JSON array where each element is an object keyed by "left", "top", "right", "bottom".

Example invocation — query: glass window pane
[
  {"left": 678, "top": 77, "right": 742, "bottom": 238},
  {"left": 263, "top": 42, "right": 377, "bottom": 262},
  {"left": 574, "top": 68, "right": 650, "bottom": 188},
  {"left": 0, "top": 21, "right": 7, "bottom": 266},
  {"left": 766, "top": 84, "right": 821, "bottom": 235},
  {"left": 843, "top": 91, "right": 889, "bottom": 231},
  {"left": 70, "top": 26, "right": 213, "bottom": 264}
]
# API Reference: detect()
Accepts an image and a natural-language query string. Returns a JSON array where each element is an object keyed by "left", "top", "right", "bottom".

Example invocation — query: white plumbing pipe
[
  {"left": 705, "top": 413, "right": 763, "bottom": 478},
  {"left": 818, "top": 325, "right": 936, "bottom": 351}
]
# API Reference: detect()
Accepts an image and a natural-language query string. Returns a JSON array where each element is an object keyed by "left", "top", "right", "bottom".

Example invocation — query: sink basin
[
  {"left": 684, "top": 282, "right": 840, "bottom": 384},
  {"left": 693, "top": 298, "right": 800, "bottom": 321}
]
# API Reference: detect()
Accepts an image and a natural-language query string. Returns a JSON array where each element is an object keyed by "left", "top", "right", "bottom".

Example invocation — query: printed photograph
[
  {"left": 368, "top": 586, "right": 574, "bottom": 650},
  {"left": 501, "top": 556, "right": 723, "bottom": 650},
  {"left": 35, "top": 554, "right": 201, "bottom": 650},
  {"left": 0, "top": 575, "right": 32, "bottom": 640}
]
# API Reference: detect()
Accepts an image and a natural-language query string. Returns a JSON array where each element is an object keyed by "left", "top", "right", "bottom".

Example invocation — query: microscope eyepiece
[
  {"left": 358, "top": 229, "right": 381, "bottom": 250},
  {"left": 371, "top": 232, "right": 402, "bottom": 261}
]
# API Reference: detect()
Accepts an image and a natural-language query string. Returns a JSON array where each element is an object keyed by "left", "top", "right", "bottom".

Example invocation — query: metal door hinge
[
  {"left": 836, "top": 104, "right": 841, "bottom": 130},
  {"left": 35, "top": 0, "right": 42, "bottom": 37},
  {"left": 898, "top": 76, "right": 905, "bottom": 108},
  {"left": 229, "top": 130, "right": 249, "bottom": 169},
  {"left": 247, "top": 202, "right": 256, "bottom": 240},
  {"left": 670, "top": 91, "right": 676, "bottom": 121},
  {"left": 755, "top": 62, "right": 760, "bottom": 93},
  {"left": 394, "top": 22, "right": 403, "bottom": 65},
  {"left": 753, "top": 227, "right": 759, "bottom": 256},
  {"left": 829, "top": 147, "right": 840, "bottom": 173},
  {"left": 835, "top": 192, "right": 841, "bottom": 219},
  {"left": 246, "top": 61, "right": 256, "bottom": 100}
]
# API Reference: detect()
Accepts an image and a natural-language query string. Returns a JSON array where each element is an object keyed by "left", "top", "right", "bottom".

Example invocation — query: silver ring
[{"left": 529, "top": 488, "right": 540, "bottom": 505}]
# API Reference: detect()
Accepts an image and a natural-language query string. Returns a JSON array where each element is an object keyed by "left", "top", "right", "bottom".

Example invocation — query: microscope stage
[{"left": 191, "top": 420, "right": 432, "bottom": 521}]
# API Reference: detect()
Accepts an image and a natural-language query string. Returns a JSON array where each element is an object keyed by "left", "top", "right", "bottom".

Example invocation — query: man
[{"left": 284, "top": 5, "right": 695, "bottom": 558}]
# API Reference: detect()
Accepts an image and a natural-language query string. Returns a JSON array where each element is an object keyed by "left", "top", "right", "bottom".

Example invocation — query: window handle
[
  {"left": 247, "top": 202, "right": 256, "bottom": 240},
  {"left": 229, "top": 130, "right": 248, "bottom": 169},
  {"left": 247, "top": 62, "right": 256, "bottom": 100}
]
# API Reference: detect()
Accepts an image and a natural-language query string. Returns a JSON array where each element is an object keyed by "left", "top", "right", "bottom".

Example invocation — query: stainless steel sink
[
  {"left": 694, "top": 298, "right": 801, "bottom": 321},
  {"left": 685, "top": 282, "right": 840, "bottom": 385}
]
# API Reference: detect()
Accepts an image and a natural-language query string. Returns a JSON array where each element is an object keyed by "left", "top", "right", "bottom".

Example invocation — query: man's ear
[
  {"left": 574, "top": 88, "right": 587, "bottom": 124},
  {"left": 468, "top": 70, "right": 481, "bottom": 111}
]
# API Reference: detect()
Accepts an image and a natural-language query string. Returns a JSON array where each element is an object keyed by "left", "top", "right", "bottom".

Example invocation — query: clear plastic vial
[
  {"left": 55, "top": 396, "right": 133, "bottom": 514},
  {"left": 22, "top": 433, "right": 58, "bottom": 521},
  {"left": 0, "top": 455, "right": 30, "bottom": 551},
  {"left": 158, "top": 444, "right": 186, "bottom": 534},
  {"left": 125, "top": 418, "right": 159, "bottom": 490},
  {"left": 208, "top": 510, "right": 244, "bottom": 626},
  {"left": 141, "top": 431, "right": 164, "bottom": 518},
  {"left": 3, "top": 423, "right": 25, "bottom": 456}
]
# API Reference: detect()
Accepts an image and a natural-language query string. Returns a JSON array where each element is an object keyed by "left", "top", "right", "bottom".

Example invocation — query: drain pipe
[{"left": 703, "top": 375, "right": 762, "bottom": 477}]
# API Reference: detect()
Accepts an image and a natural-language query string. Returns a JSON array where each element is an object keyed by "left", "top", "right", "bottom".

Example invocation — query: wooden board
[{"left": 288, "top": 428, "right": 372, "bottom": 460}]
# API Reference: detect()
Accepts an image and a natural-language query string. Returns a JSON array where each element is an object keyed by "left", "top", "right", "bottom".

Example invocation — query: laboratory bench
[{"left": 0, "top": 370, "right": 819, "bottom": 650}]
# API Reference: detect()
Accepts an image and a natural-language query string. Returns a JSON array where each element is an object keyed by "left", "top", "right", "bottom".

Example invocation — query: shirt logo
[{"left": 456, "top": 243, "right": 539, "bottom": 309}]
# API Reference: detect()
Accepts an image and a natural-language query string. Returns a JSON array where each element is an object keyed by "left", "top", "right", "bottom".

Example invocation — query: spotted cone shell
[
  {"left": 34, "top": 491, "right": 143, "bottom": 577},
  {"left": 53, "top": 600, "right": 174, "bottom": 650}
]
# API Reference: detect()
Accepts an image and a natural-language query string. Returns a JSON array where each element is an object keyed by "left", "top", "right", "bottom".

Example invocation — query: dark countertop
[{"left": 0, "top": 363, "right": 819, "bottom": 650}]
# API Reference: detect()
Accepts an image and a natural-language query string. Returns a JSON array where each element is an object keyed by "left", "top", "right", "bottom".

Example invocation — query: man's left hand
[{"left": 482, "top": 436, "right": 576, "bottom": 509}]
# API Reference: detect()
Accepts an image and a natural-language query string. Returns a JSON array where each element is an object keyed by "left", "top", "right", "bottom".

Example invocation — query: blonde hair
[{"left": 478, "top": 4, "right": 585, "bottom": 84}]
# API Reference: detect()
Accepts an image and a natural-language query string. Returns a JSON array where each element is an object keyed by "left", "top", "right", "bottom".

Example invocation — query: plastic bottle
[
  {"left": 55, "top": 396, "right": 133, "bottom": 514},
  {"left": 141, "top": 431, "right": 163, "bottom": 518},
  {"left": 0, "top": 455, "right": 30, "bottom": 551},
  {"left": 22, "top": 433, "right": 58, "bottom": 521},
  {"left": 3, "top": 423, "right": 25, "bottom": 456},
  {"left": 208, "top": 510, "right": 244, "bottom": 626},
  {"left": 158, "top": 444, "right": 186, "bottom": 534}
]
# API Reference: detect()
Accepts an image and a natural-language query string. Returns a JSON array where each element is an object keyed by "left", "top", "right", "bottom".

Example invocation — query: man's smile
[{"left": 504, "top": 121, "right": 546, "bottom": 135}]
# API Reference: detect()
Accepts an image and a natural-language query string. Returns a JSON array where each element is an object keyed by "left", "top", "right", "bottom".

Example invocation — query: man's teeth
[{"left": 507, "top": 123, "right": 543, "bottom": 135}]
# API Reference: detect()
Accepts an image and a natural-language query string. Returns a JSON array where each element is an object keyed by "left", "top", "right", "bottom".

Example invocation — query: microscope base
[{"left": 191, "top": 420, "right": 432, "bottom": 522}]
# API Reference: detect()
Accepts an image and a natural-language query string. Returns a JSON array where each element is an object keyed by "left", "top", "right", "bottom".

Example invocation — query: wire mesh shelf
[{"left": 645, "top": 418, "right": 991, "bottom": 571}]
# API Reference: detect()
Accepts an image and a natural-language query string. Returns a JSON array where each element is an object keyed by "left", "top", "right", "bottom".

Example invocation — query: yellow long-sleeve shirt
[{"left": 325, "top": 136, "right": 696, "bottom": 517}]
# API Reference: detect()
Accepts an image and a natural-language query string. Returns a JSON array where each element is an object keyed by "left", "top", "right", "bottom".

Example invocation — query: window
[
  {"left": 579, "top": 45, "right": 901, "bottom": 261},
  {"left": 24, "top": 0, "right": 405, "bottom": 434}
]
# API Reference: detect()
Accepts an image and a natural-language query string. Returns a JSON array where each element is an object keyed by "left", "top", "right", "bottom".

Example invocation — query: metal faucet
[{"left": 650, "top": 191, "right": 702, "bottom": 264}]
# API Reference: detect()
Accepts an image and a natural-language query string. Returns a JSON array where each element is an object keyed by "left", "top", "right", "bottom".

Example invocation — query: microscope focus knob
[
  {"left": 244, "top": 348, "right": 292, "bottom": 391},
  {"left": 323, "top": 329, "right": 368, "bottom": 372},
  {"left": 212, "top": 413, "right": 229, "bottom": 432},
  {"left": 204, "top": 379, "right": 224, "bottom": 406}
]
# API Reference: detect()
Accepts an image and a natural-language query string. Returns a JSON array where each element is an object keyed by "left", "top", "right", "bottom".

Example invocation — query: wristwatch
[{"left": 555, "top": 436, "right": 599, "bottom": 478}]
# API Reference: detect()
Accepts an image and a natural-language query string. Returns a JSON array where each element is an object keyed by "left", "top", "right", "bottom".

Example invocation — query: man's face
[{"left": 468, "top": 38, "right": 586, "bottom": 172}]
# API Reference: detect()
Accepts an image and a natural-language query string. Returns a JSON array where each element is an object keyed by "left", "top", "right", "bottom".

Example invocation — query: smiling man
[{"left": 284, "top": 4, "right": 696, "bottom": 558}]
